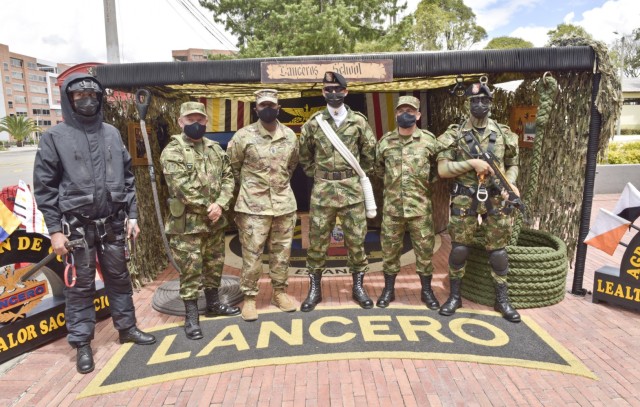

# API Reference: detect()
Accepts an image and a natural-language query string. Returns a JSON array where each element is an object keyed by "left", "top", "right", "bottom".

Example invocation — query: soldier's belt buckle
[
  {"left": 95, "top": 221, "right": 107, "bottom": 241},
  {"left": 62, "top": 220, "right": 71, "bottom": 237},
  {"left": 333, "top": 171, "right": 341, "bottom": 180},
  {"left": 476, "top": 186, "right": 489, "bottom": 202}
]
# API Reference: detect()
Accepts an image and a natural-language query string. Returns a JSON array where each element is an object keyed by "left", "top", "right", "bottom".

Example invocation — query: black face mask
[
  {"left": 325, "top": 92, "right": 346, "bottom": 108},
  {"left": 470, "top": 99, "right": 491, "bottom": 119},
  {"left": 257, "top": 107, "right": 279, "bottom": 123},
  {"left": 396, "top": 112, "right": 417, "bottom": 129},
  {"left": 183, "top": 122, "right": 206, "bottom": 140},
  {"left": 74, "top": 97, "right": 100, "bottom": 116}
]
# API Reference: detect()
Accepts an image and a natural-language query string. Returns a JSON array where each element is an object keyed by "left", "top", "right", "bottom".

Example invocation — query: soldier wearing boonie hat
[
  {"left": 436, "top": 79, "right": 522, "bottom": 323},
  {"left": 298, "top": 71, "right": 377, "bottom": 312},
  {"left": 374, "top": 94, "right": 443, "bottom": 310},
  {"left": 227, "top": 88, "right": 299, "bottom": 321},
  {"left": 160, "top": 100, "right": 240, "bottom": 341}
]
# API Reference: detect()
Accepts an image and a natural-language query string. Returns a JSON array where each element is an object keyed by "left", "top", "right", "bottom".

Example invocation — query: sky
[{"left": 0, "top": 0, "right": 638, "bottom": 65}]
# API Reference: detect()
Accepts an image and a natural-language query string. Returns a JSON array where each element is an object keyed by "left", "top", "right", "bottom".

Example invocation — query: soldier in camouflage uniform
[
  {"left": 436, "top": 82, "right": 521, "bottom": 323},
  {"left": 299, "top": 71, "right": 377, "bottom": 311},
  {"left": 227, "top": 89, "right": 299, "bottom": 321},
  {"left": 160, "top": 101, "right": 241, "bottom": 340},
  {"left": 374, "top": 96, "right": 443, "bottom": 309}
]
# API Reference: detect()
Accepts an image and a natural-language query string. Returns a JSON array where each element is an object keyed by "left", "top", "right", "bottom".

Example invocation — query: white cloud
[
  {"left": 509, "top": 26, "right": 552, "bottom": 47},
  {"left": 464, "top": 0, "right": 542, "bottom": 32},
  {"left": 563, "top": 11, "right": 575, "bottom": 24},
  {"left": 571, "top": 0, "right": 640, "bottom": 44}
]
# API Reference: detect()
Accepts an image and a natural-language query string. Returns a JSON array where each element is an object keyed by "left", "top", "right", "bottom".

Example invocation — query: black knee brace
[
  {"left": 449, "top": 243, "right": 470, "bottom": 270},
  {"left": 488, "top": 248, "right": 509, "bottom": 276}
]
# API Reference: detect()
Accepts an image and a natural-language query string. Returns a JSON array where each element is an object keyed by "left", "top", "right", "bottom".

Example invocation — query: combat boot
[
  {"left": 76, "top": 343, "right": 94, "bottom": 374},
  {"left": 301, "top": 272, "right": 323, "bottom": 312},
  {"left": 271, "top": 289, "right": 297, "bottom": 312},
  {"left": 495, "top": 283, "right": 521, "bottom": 323},
  {"left": 376, "top": 273, "right": 396, "bottom": 308},
  {"left": 439, "top": 278, "right": 462, "bottom": 316},
  {"left": 204, "top": 288, "right": 241, "bottom": 317},
  {"left": 183, "top": 300, "right": 203, "bottom": 340},
  {"left": 352, "top": 272, "right": 374, "bottom": 309},
  {"left": 241, "top": 296, "right": 258, "bottom": 321},
  {"left": 419, "top": 274, "right": 440, "bottom": 310}
]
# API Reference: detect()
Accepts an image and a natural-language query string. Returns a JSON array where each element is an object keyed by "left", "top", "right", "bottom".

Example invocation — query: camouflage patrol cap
[
  {"left": 465, "top": 82, "right": 493, "bottom": 99},
  {"left": 254, "top": 89, "right": 278, "bottom": 104},
  {"left": 323, "top": 71, "right": 347, "bottom": 87},
  {"left": 395, "top": 96, "right": 420, "bottom": 110},
  {"left": 180, "top": 101, "right": 207, "bottom": 117}
]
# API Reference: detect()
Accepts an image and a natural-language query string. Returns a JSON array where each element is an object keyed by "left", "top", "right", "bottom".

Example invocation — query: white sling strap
[{"left": 316, "top": 115, "right": 377, "bottom": 218}]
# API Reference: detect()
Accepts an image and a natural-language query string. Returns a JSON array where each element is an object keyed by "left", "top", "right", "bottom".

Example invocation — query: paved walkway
[{"left": 1, "top": 194, "right": 639, "bottom": 406}]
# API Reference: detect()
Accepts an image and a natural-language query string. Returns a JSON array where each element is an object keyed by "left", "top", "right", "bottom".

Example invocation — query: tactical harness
[{"left": 450, "top": 128, "right": 513, "bottom": 218}]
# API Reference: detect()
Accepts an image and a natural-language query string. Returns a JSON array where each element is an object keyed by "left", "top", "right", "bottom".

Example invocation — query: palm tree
[{"left": 0, "top": 115, "right": 41, "bottom": 146}]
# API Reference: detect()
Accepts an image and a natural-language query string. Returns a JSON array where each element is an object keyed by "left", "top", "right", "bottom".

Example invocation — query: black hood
[{"left": 61, "top": 73, "right": 104, "bottom": 131}]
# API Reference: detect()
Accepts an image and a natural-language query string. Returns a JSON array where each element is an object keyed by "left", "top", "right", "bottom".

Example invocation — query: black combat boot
[
  {"left": 301, "top": 272, "right": 323, "bottom": 312},
  {"left": 184, "top": 300, "right": 204, "bottom": 340},
  {"left": 494, "top": 283, "right": 521, "bottom": 323},
  {"left": 439, "top": 278, "right": 462, "bottom": 316},
  {"left": 76, "top": 343, "right": 94, "bottom": 374},
  {"left": 376, "top": 273, "right": 396, "bottom": 308},
  {"left": 118, "top": 326, "right": 156, "bottom": 345},
  {"left": 419, "top": 274, "right": 440, "bottom": 310},
  {"left": 352, "top": 272, "right": 374, "bottom": 309},
  {"left": 204, "top": 288, "right": 241, "bottom": 317}
]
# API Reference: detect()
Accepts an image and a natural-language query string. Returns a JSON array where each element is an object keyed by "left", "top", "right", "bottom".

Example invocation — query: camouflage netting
[
  {"left": 427, "top": 37, "right": 622, "bottom": 308},
  {"left": 104, "top": 92, "right": 188, "bottom": 287}
]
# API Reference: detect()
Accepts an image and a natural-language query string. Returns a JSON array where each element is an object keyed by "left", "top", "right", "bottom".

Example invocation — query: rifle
[
  {"left": 19, "top": 238, "right": 86, "bottom": 282},
  {"left": 457, "top": 128, "right": 527, "bottom": 218}
]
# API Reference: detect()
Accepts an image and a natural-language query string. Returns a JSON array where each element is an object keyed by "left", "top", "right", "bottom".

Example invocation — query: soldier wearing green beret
[
  {"left": 160, "top": 101, "right": 241, "bottom": 340},
  {"left": 437, "top": 82, "right": 521, "bottom": 323},
  {"left": 374, "top": 95, "right": 443, "bottom": 309}
]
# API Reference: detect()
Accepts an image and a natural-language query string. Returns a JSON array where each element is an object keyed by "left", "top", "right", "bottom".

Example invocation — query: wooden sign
[
  {"left": 509, "top": 106, "right": 537, "bottom": 148},
  {"left": 261, "top": 60, "right": 393, "bottom": 83}
]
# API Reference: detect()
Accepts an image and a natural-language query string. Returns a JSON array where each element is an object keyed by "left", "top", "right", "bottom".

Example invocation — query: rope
[{"left": 462, "top": 74, "right": 567, "bottom": 309}]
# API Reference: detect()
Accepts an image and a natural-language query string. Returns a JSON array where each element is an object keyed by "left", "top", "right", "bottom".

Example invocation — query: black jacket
[{"left": 33, "top": 73, "right": 137, "bottom": 234}]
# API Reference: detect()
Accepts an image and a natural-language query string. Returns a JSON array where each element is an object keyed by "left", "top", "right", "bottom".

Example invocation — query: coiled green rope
[{"left": 462, "top": 74, "right": 568, "bottom": 309}]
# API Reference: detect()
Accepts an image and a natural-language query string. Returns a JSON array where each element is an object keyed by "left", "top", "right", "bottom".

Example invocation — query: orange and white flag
[{"left": 584, "top": 209, "right": 630, "bottom": 256}]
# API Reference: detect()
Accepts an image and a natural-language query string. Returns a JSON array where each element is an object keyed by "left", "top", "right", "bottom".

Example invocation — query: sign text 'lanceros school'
[{"left": 261, "top": 60, "right": 393, "bottom": 83}]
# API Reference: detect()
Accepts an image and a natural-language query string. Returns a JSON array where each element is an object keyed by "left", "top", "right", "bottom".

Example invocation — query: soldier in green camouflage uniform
[
  {"left": 299, "top": 71, "right": 377, "bottom": 311},
  {"left": 374, "top": 96, "right": 443, "bottom": 309},
  {"left": 436, "top": 82, "right": 521, "bottom": 322},
  {"left": 227, "top": 89, "right": 299, "bottom": 321},
  {"left": 160, "top": 101, "right": 241, "bottom": 340}
]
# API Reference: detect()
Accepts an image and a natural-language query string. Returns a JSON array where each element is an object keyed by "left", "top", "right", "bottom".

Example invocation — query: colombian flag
[
  {"left": 584, "top": 209, "right": 631, "bottom": 256},
  {"left": 0, "top": 200, "right": 21, "bottom": 243}
]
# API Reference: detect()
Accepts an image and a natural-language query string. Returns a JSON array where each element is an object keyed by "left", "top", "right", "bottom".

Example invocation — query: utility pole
[{"left": 103, "top": 0, "right": 121, "bottom": 63}]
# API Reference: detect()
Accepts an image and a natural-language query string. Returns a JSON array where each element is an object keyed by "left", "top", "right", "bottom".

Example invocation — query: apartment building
[{"left": 0, "top": 43, "right": 72, "bottom": 142}]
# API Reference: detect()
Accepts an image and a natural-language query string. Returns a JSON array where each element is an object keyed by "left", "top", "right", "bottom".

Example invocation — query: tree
[
  {"left": 485, "top": 36, "right": 533, "bottom": 50},
  {"left": 610, "top": 28, "right": 640, "bottom": 78},
  {"left": 546, "top": 23, "right": 592, "bottom": 45},
  {"left": 0, "top": 116, "right": 41, "bottom": 146},
  {"left": 411, "top": 0, "right": 487, "bottom": 51},
  {"left": 199, "top": 0, "right": 402, "bottom": 57}
]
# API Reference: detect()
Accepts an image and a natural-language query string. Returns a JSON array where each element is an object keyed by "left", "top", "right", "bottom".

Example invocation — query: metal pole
[
  {"left": 103, "top": 0, "right": 121, "bottom": 63},
  {"left": 572, "top": 72, "right": 602, "bottom": 295}
]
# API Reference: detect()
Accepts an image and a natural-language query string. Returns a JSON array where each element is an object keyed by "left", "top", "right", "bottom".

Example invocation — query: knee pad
[
  {"left": 488, "top": 248, "right": 509, "bottom": 276},
  {"left": 449, "top": 243, "right": 470, "bottom": 270}
]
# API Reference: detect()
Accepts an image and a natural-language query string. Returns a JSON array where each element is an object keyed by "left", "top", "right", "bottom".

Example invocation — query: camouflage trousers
[
  {"left": 307, "top": 201, "right": 368, "bottom": 274},
  {"left": 448, "top": 211, "right": 513, "bottom": 284},
  {"left": 382, "top": 214, "right": 434, "bottom": 276},
  {"left": 169, "top": 229, "right": 225, "bottom": 301},
  {"left": 235, "top": 211, "right": 297, "bottom": 297}
]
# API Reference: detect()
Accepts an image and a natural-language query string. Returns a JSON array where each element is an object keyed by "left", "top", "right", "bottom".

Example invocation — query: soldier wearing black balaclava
[{"left": 33, "top": 73, "right": 156, "bottom": 374}]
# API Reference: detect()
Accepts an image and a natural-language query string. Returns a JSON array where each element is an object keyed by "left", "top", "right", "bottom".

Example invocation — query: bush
[{"left": 604, "top": 141, "right": 640, "bottom": 164}]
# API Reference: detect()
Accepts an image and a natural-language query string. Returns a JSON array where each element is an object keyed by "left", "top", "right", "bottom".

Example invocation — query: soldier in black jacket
[{"left": 33, "top": 73, "right": 155, "bottom": 374}]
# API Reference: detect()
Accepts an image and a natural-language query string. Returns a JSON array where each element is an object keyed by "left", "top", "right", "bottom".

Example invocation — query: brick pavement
[{"left": 1, "top": 193, "right": 640, "bottom": 406}]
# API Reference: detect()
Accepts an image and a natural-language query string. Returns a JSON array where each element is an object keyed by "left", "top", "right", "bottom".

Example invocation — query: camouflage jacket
[
  {"left": 160, "top": 134, "right": 234, "bottom": 234},
  {"left": 227, "top": 121, "right": 299, "bottom": 216},
  {"left": 375, "top": 128, "right": 443, "bottom": 218},
  {"left": 299, "top": 107, "right": 376, "bottom": 207}
]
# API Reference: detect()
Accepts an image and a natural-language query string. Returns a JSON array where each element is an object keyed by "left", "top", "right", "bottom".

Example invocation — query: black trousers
[{"left": 65, "top": 224, "right": 136, "bottom": 346}]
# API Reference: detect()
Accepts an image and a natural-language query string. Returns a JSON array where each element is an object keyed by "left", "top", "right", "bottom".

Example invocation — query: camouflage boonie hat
[
  {"left": 396, "top": 96, "right": 420, "bottom": 110},
  {"left": 254, "top": 89, "right": 278, "bottom": 104},
  {"left": 180, "top": 101, "right": 207, "bottom": 117}
]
